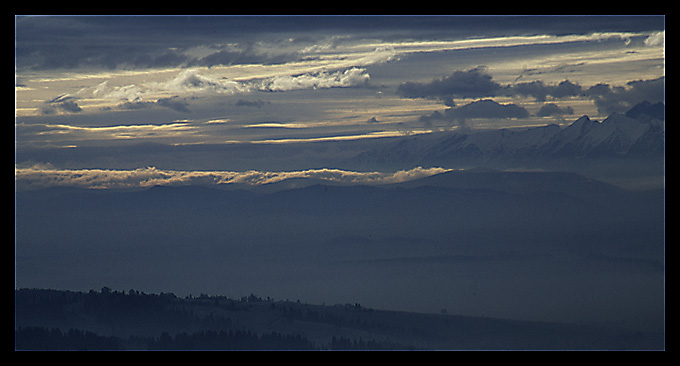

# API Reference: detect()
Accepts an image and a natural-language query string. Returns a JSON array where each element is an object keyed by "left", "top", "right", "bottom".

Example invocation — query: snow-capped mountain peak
[{"left": 354, "top": 102, "right": 664, "bottom": 169}]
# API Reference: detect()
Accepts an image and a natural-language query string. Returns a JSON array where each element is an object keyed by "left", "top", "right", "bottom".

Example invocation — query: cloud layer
[
  {"left": 419, "top": 99, "right": 530, "bottom": 126},
  {"left": 401, "top": 67, "right": 665, "bottom": 119},
  {"left": 16, "top": 16, "right": 660, "bottom": 72},
  {"left": 15, "top": 16, "right": 665, "bottom": 177},
  {"left": 84, "top": 67, "right": 372, "bottom": 108},
  {"left": 15, "top": 164, "right": 453, "bottom": 190},
  {"left": 397, "top": 67, "right": 501, "bottom": 106}
]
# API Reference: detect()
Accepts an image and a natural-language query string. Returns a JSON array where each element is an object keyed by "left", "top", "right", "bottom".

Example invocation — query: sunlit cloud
[
  {"left": 644, "top": 31, "right": 665, "bottom": 47},
  {"left": 15, "top": 164, "right": 454, "bottom": 190},
  {"left": 71, "top": 66, "right": 372, "bottom": 112},
  {"left": 255, "top": 67, "right": 370, "bottom": 92},
  {"left": 16, "top": 121, "right": 199, "bottom": 147},
  {"left": 350, "top": 32, "right": 646, "bottom": 58},
  {"left": 249, "top": 129, "right": 433, "bottom": 144},
  {"left": 16, "top": 25, "right": 664, "bottom": 121},
  {"left": 244, "top": 122, "right": 309, "bottom": 129}
]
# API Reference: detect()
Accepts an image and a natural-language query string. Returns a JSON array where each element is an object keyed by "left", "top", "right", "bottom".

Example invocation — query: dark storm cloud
[
  {"left": 15, "top": 16, "right": 185, "bottom": 70},
  {"left": 399, "top": 63, "right": 664, "bottom": 120},
  {"left": 40, "top": 94, "right": 82, "bottom": 114},
  {"left": 447, "top": 99, "right": 529, "bottom": 120},
  {"left": 235, "top": 99, "right": 270, "bottom": 108},
  {"left": 585, "top": 77, "right": 665, "bottom": 114},
  {"left": 397, "top": 67, "right": 501, "bottom": 106},
  {"left": 188, "top": 46, "right": 297, "bottom": 68},
  {"left": 14, "top": 16, "right": 298, "bottom": 70},
  {"left": 419, "top": 99, "right": 529, "bottom": 125},
  {"left": 40, "top": 100, "right": 82, "bottom": 114},
  {"left": 17, "top": 16, "right": 664, "bottom": 71},
  {"left": 507, "top": 76, "right": 665, "bottom": 115},
  {"left": 14, "top": 16, "right": 468, "bottom": 71},
  {"left": 510, "top": 80, "right": 583, "bottom": 101},
  {"left": 397, "top": 68, "right": 588, "bottom": 105},
  {"left": 536, "top": 103, "right": 574, "bottom": 117}
]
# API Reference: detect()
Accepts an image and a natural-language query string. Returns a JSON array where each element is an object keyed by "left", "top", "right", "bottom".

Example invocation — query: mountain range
[{"left": 352, "top": 101, "right": 664, "bottom": 187}]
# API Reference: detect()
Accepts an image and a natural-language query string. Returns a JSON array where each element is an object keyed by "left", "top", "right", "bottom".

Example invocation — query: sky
[{"left": 15, "top": 15, "right": 665, "bottom": 189}]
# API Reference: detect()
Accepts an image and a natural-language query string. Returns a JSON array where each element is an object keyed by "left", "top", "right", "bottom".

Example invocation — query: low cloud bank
[{"left": 15, "top": 164, "right": 452, "bottom": 190}]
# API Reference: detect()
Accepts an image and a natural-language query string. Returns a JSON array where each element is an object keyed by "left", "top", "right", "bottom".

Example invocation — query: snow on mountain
[
  {"left": 354, "top": 102, "right": 664, "bottom": 170},
  {"left": 545, "top": 113, "right": 655, "bottom": 158}
]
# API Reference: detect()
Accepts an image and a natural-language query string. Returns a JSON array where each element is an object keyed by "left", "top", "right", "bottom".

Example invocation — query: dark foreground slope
[{"left": 15, "top": 288, "right": 664, "bottom": 350}]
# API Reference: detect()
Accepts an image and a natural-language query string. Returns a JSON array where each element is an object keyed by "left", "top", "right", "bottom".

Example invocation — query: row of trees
[
  {"left": 16, "top": 327, "right": 398, "bottom": 350},
  {"left": 15, "top": 327, "right": 124, "bottom": 350},
  {"left": 149, "top": 329, "right": 318, "bottom": 350},
  {"left": 15, "top": 288, "right": 401, "bottom": 350}
]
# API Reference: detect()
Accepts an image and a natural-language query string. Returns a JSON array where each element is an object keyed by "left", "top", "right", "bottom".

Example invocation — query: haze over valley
[{"left": 15, "top": 15, "right": 664, "bottom": 350}]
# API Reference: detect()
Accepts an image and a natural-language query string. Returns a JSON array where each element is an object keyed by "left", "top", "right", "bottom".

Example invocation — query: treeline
[
  {"left": 15, "top": 327, "right": 124, "bottom": 350},
  {"left": 15, "top": 287, "right": 187, "bottom": 324},
  {"left": 15, "top": 326, "right": 394, "bottom": 350},
  {"left": 15, "top": 288, "right": 403, "bottom": 350},
  {"left": 15, "top": 326, "right": 318, "bottom": 350},
  {"left": 149, "top": 330, "right": 393, "bottom": 350}
]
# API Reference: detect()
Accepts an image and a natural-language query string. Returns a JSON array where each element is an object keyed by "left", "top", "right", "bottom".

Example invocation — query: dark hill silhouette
[
  {"left": 625, "top": 101, "right": 665, "bottom": 121},
  {"left": 386, "top": 168, "right": 623, "bottom": 201}
]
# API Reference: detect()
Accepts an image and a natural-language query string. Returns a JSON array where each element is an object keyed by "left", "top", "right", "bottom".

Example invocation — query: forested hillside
[{"left": 15, "top": 288, "right": 664, "bottom": 350}]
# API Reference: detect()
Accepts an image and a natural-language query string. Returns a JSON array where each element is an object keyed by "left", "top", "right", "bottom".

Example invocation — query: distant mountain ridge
[
  {"left": 16, "top": 167, "right": 663, "bottom": 236},
  {"left": 353, "top": 101, "right": 665, "bottom": 172},
  {"left": 625, "top": 101, "right": 665, "bottom": 121}
]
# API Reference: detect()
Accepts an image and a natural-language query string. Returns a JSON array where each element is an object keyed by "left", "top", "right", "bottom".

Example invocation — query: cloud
[
  {"left": 396, "top": 67, "right": 501, "bottom": 105},
  {"left": 15, "top": 165, "right": 453, "bottom": 190},
  {"left": 448, "top": 99, "right": 529, "bottom": 120},
  {"left": 644, "top": 31, "right": 664, "bottom": 47},
  {"left": 400, "top": 65, "right": 664, "bottom": 121},
  {"left": 91, "top": 67, "right": 371, "bottom": 106},
  {"left": 19, "top": 122, "right": 197, "bottom": 145},
  {"left": 506, "top": 75, "right": 665, "bottom": 116},
  {"left": 420, "top": 99, "right": 529, "bottom": 125},
  {"left": 117, "top": 96, "right": 191, "bottom": 113},
  {"left": 16, "top": 15, "right": 662, "bottom": 72},
  {"left": 40, "top": 94, "right": 82, "bottom": 114},
  {"left": 156, "top": 97, "right": 191, "bottom": 113},
  {"left": 585, "top": 77, "right": 665, "bottom": 114},
  {"left": 536, "top": 103, "right": 574, "bottom": 117},
  {"left": 544, "top": 80, "right": 582, "bottom": 98},
  {"left": 235, "top": 99, "right": 270, "bottom": 108},
  {"left": 508, "top": 80, "right": 583, "bottom": 101},
  {"left": 157, "top": 69, "right": 248, "bottom": 95},
  {"left": 255, "top": 67, "right": 370, "bottom": 92},
  {"left": 188, "top": 43, "right": 298, "bottom": 68},
  {"left": 396, "top": 67, "right": 588, "bottom": 105}
]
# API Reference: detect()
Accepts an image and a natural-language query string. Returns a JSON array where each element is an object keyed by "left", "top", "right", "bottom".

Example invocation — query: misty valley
[{"left": 15, "top": 165, "right": 664, "bottom": 349}]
